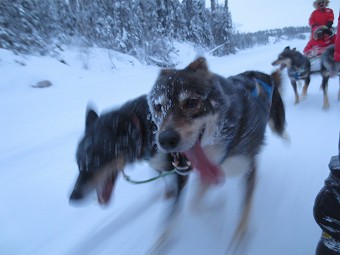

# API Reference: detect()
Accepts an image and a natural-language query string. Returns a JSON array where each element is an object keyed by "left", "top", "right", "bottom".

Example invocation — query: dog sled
[
  {"left": 303, "top": 26, "right": 336, "bottom": 72},
  {"left": 308, "top": 51, "right": 323, "bottom": 72}
]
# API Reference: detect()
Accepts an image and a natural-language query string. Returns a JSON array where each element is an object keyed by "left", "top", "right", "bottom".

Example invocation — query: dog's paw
[
  {"left": 164, "top": 189, "right": 176, "bottom": 200},
  {"left": 322, "top": 100, "right": 330, "bottom": 110},
  {"left": 281, "top": 131, "right": 291, "bottom": 144},
  {"left": 301, "top": 92, "right": 308, "bottom": 100},
  {"left": 322, "top": 104, "right": 330, "bottom": 110},
  {"left": 301, "top": 82, "right": 309, "bottom": 97}
]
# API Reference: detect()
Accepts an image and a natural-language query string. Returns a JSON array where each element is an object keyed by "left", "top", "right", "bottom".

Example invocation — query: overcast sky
[{"left": 209, "top": 0, "right": 339, "bottom": 32}]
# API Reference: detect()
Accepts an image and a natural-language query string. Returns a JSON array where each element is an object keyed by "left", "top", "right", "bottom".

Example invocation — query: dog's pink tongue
[
  {"left": 97, "top": 179, "right": 115, "bottom": 205},
  {"left": 184, "top": 142, "right": 224, "bottom": 185}
]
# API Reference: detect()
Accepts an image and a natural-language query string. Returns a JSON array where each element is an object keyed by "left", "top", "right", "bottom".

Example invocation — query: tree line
[{"left": 0, "top": 0, "right": 309, "bottom": 65}]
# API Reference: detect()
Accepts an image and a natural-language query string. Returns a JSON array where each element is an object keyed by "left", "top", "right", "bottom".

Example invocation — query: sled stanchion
[{"left": 122, "top": 168, "right": 177, "bottom": 184}]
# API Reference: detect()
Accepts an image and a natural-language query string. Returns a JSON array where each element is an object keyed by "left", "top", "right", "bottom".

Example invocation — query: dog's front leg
[
  {"left": 291, "top": 80, "right": 300, "bottom": 104},
  {"left": 162, "top": 173, "right": 188, "bottom": 217}
]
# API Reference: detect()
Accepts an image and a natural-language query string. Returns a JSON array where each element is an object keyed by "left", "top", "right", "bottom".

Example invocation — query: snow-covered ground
[{"left": 0, "top": 37, "right": 339, "bottom": 255}]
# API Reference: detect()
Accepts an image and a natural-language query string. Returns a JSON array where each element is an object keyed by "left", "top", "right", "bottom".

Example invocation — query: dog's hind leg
[
  {"left": 321, "top": 76, "right": 330, "bottom": 109},
  {"left": 228, "top": 161, "right": 256, "bottom": 252}
]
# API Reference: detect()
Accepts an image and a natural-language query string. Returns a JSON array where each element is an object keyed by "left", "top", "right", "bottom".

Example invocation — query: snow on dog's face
[
  {"left": 148, "top": 57, "right": 217, "bottom": 153},
  {"left": 148, "top": 57, "right": 224, "bottom": 184}
]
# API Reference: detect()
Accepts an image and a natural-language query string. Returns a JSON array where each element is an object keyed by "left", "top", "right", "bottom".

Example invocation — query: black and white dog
[
  {"left": 69, "top": 95, "right": 188, "bottom": 212},
  {"left": 147, "top": 57, "right": 287, "bottom": 246},
  {"left": 272, "top": 46, "right": 311, "bottom": 104},
  {"left": 320, "top": 45, "right": 340, "bottom": 109}
]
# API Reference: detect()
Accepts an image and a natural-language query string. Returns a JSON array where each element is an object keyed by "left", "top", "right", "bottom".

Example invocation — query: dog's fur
[
  {"left": 147, "top": 57, "right": 287, "bottom": 246},
  {"left": 69, "top": 95, "right": 187, "bottom": 211},
  {"left": 272, "top": 46, "right": 311, "bottom": 104},
  {"left": 320, "top": 45, "right": 340, "bottom": 109}
]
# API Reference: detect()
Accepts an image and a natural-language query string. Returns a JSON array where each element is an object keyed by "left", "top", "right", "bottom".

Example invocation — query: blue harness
[
  {"left": 289, "top": 67, "right": 306, "bottom": 80},
  {"left": 218, "top": 78, "right": 274, "bottom": 165},
  {"left": 252, "top": 78, "right": 274, "bottom": 104},
  {"left": 250, "top": 78, "right": 275, "bottom": 120},
  {"left": 293, "top": 71, "right": 304, "bottom": 80}
]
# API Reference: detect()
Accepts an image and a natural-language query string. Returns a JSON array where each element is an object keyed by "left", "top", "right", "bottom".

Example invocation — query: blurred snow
[{"left": 0, "top": 38, "right": 339, "bottom": 255}]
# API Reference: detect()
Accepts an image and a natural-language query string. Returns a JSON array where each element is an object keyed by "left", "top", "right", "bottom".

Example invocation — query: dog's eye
[
  {"left": 184, "top": 99, "right": 198, "bottom": 109},
  {"left": 154, "top": 104, "right": 162, "bottom": 113}
]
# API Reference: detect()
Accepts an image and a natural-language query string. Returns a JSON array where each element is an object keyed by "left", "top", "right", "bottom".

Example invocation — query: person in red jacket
[
  {"left": 334, "top": 11, "right": 340, "bottom": 62},
  {"left": 304, "top": 0, "right": 335, "bottom": 58},
  {"left": 309, "top": 0, "right": 334, "bottom": 36}
]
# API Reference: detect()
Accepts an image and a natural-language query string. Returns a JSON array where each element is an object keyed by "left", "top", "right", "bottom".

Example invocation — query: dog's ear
[
  {"left": 284, "top": 46, "right": 290, "bottom": 51},
  {"left": 292, "top": 47, "right": 296, "bottom": 51},
  {"left": 185, "top": 57, "right": 208, "bottom": 72},
  {"left": 85, "top": 108, "right": 98, "bottom": 132},
  {"left": 160, "top": 69, "right": 176, "bottom": 76}
]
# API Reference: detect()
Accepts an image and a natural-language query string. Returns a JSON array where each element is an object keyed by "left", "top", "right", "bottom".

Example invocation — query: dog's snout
[
  {"left": 69, "top": 188, "right": 84, "bottom": 201},
  {"left": 158, "top": 129, "right": 180, "bottom": 150}
]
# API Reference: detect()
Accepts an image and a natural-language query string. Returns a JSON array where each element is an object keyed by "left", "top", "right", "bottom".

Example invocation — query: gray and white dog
[
  {"left": 320, "top": 45, "right": 340, "bottom": 109},
  {"left": 147, "top": 57, "right": 287, "bottom": 247},
  {"left": 272, "top": 46, "right": 311, "bottom": 104}
]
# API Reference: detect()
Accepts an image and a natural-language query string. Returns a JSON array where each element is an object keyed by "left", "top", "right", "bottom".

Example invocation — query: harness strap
[
  {"left": 253, "top": 79, "right": 273, "bottom": 99},
  {"left": 252, "top": 78, "right": 274, "bottom": 109},
  {"left": 220, "top": 78, "right": 274, "bottom": 165},
  {"left": 293, "top": 69, "right": 306, "bottom": 79},
  {"left": 251, "top": 78, "right": 275, "bottom": 123},
  {"left": 122, "top": 168, "right": 177, "bottom": 184}
]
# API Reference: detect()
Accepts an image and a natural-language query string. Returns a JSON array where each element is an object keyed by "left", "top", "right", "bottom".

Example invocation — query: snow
[{"left": 0, "top": 37, "right": 339, "bottom": 255}]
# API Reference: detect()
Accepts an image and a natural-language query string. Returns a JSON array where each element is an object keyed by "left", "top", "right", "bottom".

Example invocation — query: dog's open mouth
[
  {"left": 69, "top": 171, "right": 116, "bottom": 205},
  {"left": 172, "top": 152, "right": 192, "bottom": 175},
  {"left": 96, "top": 175, "right": 115, "bottom": 205},
  {"left": 70, "top": 161, "right": 121, "bottom": 206},
  {"left": 174, "top": 126, "right": 224, "bottom": 185}
]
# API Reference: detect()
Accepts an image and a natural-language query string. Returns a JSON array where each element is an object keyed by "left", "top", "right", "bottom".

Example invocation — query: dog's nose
[
  {"left": 158, "top": 129, "right": 180, "bottom": 150},
  {"left": 69, "top": 188, "right": 84, "bottom": 201}
]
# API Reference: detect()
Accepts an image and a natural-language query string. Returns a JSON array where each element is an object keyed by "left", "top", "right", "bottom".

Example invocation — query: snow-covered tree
[{"left": 0, "top": 0, "right": 238, "bottom": 61}]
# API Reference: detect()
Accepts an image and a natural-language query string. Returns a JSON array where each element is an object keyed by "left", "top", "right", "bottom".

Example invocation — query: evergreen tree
[
  {"left": 210, "top": 2, "right": 235, "bottom": 56},
  {"left": 0, "top": 0, "right": 306, "bottom": 64},
  {"left": 1, "top": 0, "right": 46, "bottom": 53}
]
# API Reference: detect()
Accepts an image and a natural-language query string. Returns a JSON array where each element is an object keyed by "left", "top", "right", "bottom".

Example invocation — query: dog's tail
[{"left": 269, "top": 69, "right": 287, "bottom": 137}]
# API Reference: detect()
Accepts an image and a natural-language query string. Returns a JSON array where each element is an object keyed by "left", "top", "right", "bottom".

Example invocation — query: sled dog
[
  {"left": 69, "top": 95, "right": 188, "bottom": 211},
  {"left": 147, "top": 57, "right": 287, "bottom": 247},
  {"left": 272, "top": 46, "right": 311, "bottom": 104},
  {"left": 320, "top": 45, "right": 340, "bottom": 109}
]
